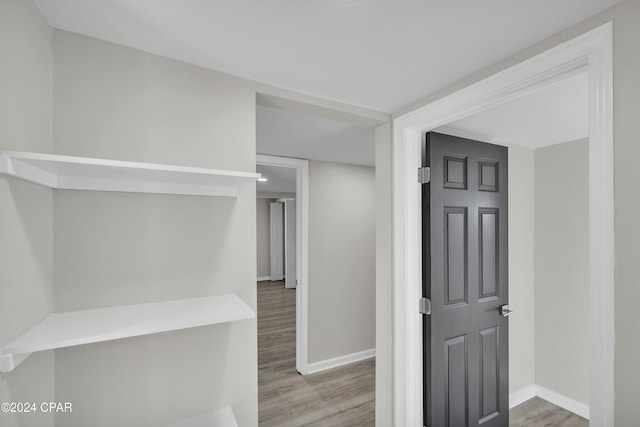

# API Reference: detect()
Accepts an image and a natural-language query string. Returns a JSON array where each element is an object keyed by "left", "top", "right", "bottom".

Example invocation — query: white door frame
[
  {"left": 392, "top": 23, "right": 614, "bottom": 426},
  {"left": 283, "top": 199, "right": 297, "bottom": 289},
  {"left": 269, "top": 201, "right": 284, "bottom": 281},
  {"left": 256, "top": 154, "right": 310, "bottom": 374}
]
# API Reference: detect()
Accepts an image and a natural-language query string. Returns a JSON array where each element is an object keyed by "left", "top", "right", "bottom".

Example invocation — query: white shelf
[
  {"left": 0, "top": 293, "right": 255, "bottom": 372},
  {"left": 165, "top": 407, "right": 238, "bottom": 427},
  {"left": 0, "top": 151, "right": 260, "bottom": 197}
]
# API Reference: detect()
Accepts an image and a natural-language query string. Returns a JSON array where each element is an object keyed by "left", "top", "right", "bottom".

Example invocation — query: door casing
[
  {"left": 392, "top": 23, "right": 614, "bottom": 427},
  {"left": 284, "top": 199, "right": 297, "bottom": 289},
  {"left": 256, "top": 154, "right": 310, "bottom": 374},
  {"left": 270, "top": 201, "right": 284, "bottom": 281}
]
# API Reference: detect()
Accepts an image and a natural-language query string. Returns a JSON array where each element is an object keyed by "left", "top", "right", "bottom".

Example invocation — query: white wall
[
  {"left": 507, "top": 144, "right": 536, "bottom": 397},
  {"left": 0, "top": 1, "right": 55, "bottom": 426},
  {"left": 534, "top": 139, "right": 589, "bottom": 406},
  {"left": 375, "top": 122, "right": 393, "bottom": 426},
  {"left": 608, "top": 3, "right": 640, "bottom": 423},
  {"left": 256, "top": 198, "right": 273, "bottom": 279},
  {"left": 308, "top": 161, "right": 376, "bottom": 363},
  {"left": 1, "top": 9, "right": 381, "bottom": 426},
  {"left": 51, "top": 31, "right": 257, "bottom": 427}
]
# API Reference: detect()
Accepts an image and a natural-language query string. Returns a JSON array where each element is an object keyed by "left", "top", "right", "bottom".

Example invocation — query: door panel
[
  {"left": 445, "top": 334, "right": 468, "bottom": 427},
  {"left": 424, "top": 132, "right": 508, "bottom": 427},
  {"left": 479, "top": 208, "right": 498, "bottom": 299},
  {"left": 479, "top": 327, "right": 499, "bottom": 422},
  {"left": 444, "top": 207, "right": 468, "bottom": 306}
]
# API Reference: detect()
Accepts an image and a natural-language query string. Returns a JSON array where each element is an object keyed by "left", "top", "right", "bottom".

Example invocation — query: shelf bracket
[
  {"left": 0, "top": 156, "right": 59, "bottom": 188},
  {"left": 0, "top": 352, "right": 32, "bottom": 373}
]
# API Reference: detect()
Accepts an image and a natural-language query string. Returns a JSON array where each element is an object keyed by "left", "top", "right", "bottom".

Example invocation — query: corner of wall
[{"left": 0, "top": 1, "right": 54, "bottom": 426}]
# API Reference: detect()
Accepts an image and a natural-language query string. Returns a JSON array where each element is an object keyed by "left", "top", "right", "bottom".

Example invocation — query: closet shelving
[
  {"left": 0, "top": 150, "right": 259, "bottom": 382},
  {"left": 0, "top": 151, "right": 261, "bottom": 197},
  {"left": 0, "top": 294, "right": 255, "bottom": 372},
  {"left": 165, "top": 407, "right": 238, "bottom": 427}
]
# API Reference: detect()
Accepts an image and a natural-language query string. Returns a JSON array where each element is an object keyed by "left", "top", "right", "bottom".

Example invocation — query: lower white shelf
[
  {"left": 165, "top": 407, "right": 238, "bottom": 427},
  {"left": 0, "top": 293, "right": 255, "bottom": 373}
]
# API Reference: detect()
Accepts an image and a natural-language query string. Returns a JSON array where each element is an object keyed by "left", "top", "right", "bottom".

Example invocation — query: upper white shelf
[
  {"left": 165, "top": 407, "right": 238, "bottom": 427},
  {"left": 0, "top": 151, "right": 260, "bottom": 197},
  {"left": 0, "top": 293, "right": 255, "bottom": 373}
]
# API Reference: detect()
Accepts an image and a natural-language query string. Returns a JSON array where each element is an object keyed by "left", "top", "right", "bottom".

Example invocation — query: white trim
[
  {"left": 256, "top": 86, "right": 389, "bottom": 128},
  {"left": 392, "top": 128, "right": 423, "bottom": 427},
  {"left": 257, "top": 276, "right": 272, "bottom": 282},
  {"left": 269, "top": 201, "right": 285, "bottom": 281},
  {"left": 256, "top": 154, "right": 310, "bottom": 375},
  {"left": 536, "top": 385, "right": 590, "bottom": 420},
  {"left": 509, "top": 384, "right": 590, "bottom": 420},
  {"left": 509, "top": 385, "right": 537, "bottom": 409},
  {"left": 586, "top": 22, "right": 615, "bottom": 427},
  {"left": 392, "top": 23, "right": 614, "bottom": 426},
  {"left": 306, "top": 348, "right": 376, "bottom": 374}
]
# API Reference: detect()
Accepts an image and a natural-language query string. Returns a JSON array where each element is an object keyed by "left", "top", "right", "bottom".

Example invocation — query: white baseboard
[
  {"left": 306, "top": 348, "right": 375, "bottom": 374},
  {"left": 536, "top": 385, "right": 589, "bottom": 420},
  {"left": 257, "top": 276, "right": 271, "bottom": 282},
  {"left": 509, "top": 384, "right": 589, "bottom": 420},
  {"left": 509, "top": 385, "right": 537, "bottom": 409}
]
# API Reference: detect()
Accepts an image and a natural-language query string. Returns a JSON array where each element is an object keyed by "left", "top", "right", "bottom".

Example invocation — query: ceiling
[
  {"left": 442, "top": 72, "right": 589, "bottom": 149},
  {"left": 256, "top": 164, "right": 297, "bottom": 194},
  {"left": 257, "top": 71, "right": 588, "bottom": 169},
  {"left": 34, "top": 1, "right": 603, "bottom": 168},
  {"left": 257, "top": 105, "right": 375, "bottom": 167},
  {"left": 33, "top": 0, "right": 621, "bottom": 113}
]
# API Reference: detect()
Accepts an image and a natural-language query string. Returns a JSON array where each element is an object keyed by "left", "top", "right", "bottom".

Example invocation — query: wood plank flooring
[
  {"left": 257, "top": 280, "right": 588, "bottom": 426},
  {"left": 510, "top": 396, "right": 589, "bottom": 427},
  {"left": 258, "top": 280, "right": 375, "bottom": 426}
]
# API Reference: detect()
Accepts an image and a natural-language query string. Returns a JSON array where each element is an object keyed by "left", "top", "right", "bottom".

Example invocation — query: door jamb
[
  {"left": 256, "top": 154, "right": 310, "bottom": 375},
  {"left": 392, "top": 23, "right": 614, "bottom": 426},
  {"left": 269, "top": 201, "right": 284, "bottom": 281}
]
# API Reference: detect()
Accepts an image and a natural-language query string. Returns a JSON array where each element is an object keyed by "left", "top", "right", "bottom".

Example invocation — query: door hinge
[
  {"left": 418, "top": 167, "right": 431, "bottom": 184},
  {"left": 419, "top": 297, "right": 432, "bottom": 315}
]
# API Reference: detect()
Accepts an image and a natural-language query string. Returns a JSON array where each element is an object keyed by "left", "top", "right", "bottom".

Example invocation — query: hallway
[{"left": 258, "top": 281, "right": 375, "bottom": 426}]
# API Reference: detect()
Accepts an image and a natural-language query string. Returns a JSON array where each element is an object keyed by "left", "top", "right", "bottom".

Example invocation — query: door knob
[{"left": 499, "top": 305, "right": 513, "bottom": 317}]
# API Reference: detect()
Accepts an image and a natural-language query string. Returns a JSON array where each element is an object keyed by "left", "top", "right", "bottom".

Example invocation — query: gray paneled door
[{"left": 423, "top": 132, "right": 509, "bottom": 427}]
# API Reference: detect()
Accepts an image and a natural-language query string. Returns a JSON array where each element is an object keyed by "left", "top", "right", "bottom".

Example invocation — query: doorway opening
[
  {"left": 393, "top": 23, "right": 614, "bottom": 426},
  {"left": 256, "top": 164, "right": 298, "bottom": 288},
  {"left": 256, "top": 154, "right": 309, "bottom": 373},
  {"left": 255, "top": 94, "right": 380, "bottom": 425}
]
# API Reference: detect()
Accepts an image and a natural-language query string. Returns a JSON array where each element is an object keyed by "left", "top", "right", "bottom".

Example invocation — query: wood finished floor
[
  {"left": 258, "top": 280, "right": 375, "bottom": 426},
  {"left": 257, "top": 280, "right": 587, "bottom": 426},
  {"left": 510, "top": 396, "right": 588, "bottom": 427}
]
